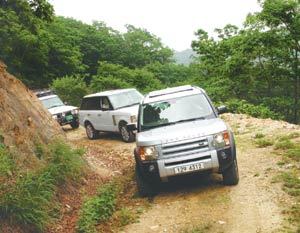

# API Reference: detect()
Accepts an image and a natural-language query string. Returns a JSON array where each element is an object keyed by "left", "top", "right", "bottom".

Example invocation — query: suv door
[
  {"left": 80, "top": 96, "right": 101, "bottom": 130},
  {"left": 98, "top": 96, "right": 117, "bottom": 132}
]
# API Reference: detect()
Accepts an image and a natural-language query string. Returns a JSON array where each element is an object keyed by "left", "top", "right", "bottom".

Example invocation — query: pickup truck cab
[
  {"left": 132, "top": 85, "right": 239, "bottom": 196},
  {"left": 79, "top": 89, "right": 143, "bottom": 142}
]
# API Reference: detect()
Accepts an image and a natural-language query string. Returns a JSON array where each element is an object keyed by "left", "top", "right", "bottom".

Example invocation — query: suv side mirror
[
  {"left": 127, "top": 123, "right": 137, "bottom": 131},
  {"left": 217, "top": 105, "right": 227, "bottom": 115}
]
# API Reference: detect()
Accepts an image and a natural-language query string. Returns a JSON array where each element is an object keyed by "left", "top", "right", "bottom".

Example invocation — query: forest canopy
[{"left": 0, "top": 0, "right": 299, "bottom": 124}]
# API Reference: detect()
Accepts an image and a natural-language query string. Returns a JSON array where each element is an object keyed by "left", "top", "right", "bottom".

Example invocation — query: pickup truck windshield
[
  {"left": 141, "top": 94, "right": 214, "bottom": 130},
  {"left": 109, "top": 90, "right": 143, "bottom": 109},
  {"left": 41, "top": 96, "right": 64, "bottom": 109}
]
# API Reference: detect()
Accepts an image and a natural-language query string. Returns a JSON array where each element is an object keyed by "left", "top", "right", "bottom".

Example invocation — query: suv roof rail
[
  {"left": 34, "top": 89, "right": 56, "bottom": 98},
  {"left": 148, "top": 85, "right": 194, "bottom": 98}
]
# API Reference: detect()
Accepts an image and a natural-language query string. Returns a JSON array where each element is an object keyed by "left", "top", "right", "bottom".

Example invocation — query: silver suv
[{"left": 130, "top": 85, "right": 239, "bottom": 196}]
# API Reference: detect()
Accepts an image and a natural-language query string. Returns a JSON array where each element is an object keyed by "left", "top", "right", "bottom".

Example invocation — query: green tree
[
  {"left": 122, "top": 25, "right": 173, "bottom": 68},
  {"left": 257, "top": 0, "right": 300, "bottom": 122},
  {"left": 51, "top": 75, "right": 88, "bottom": 106}
]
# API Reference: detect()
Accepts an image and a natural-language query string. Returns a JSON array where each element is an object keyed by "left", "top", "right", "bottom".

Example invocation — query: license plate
[
  {"left": 65, "top": 115, "right": 73, "bottom": 121},
  {"left": 174, "top": 163, "right": 204, "bottom": 174}
]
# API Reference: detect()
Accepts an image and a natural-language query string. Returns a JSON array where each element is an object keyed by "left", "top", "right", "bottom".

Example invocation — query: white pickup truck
[{"left": 79, "top": 89, "right": 143, "bottom": 142}]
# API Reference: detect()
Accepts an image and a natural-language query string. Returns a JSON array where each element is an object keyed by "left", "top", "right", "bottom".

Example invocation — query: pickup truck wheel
[
  {"left": 119, "top": 124, "right": 135, "bottom": 143},
  {"left": 85, "top": 123, "right": 99, "bottom": 140},
  {"left": 70, "top": 121, "right": 79, "bottom": 129},
  {"left": 222, "top": 157, "right": 239, "bottom": 185},
  {"left": 135, "top": 164, "right": 157, "bottom": 197}
]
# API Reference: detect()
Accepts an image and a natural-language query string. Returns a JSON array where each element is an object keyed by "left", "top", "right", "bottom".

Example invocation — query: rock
[{"left": 150, "top": 225, "right": 159, "bottom": 230}]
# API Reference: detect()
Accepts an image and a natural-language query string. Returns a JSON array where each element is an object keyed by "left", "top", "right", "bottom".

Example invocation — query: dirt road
[{"left": 64, "top": 114, "right": 298, "bottom": 233}]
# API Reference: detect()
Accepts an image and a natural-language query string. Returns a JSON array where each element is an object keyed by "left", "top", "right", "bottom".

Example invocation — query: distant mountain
[{"left": 173, "top": 49, "right": 196, "bottom": 65}]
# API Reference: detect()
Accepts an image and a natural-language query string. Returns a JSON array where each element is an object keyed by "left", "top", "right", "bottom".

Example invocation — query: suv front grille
[{"left": 161, "top": 137, "right": 209, "bottom": 158}]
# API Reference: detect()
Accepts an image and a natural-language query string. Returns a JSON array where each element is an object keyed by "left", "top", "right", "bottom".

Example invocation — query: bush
[
  {"left": 51, "top": 75, "right": 88, "bottom": 106},
  {"left": 225, "top": 99, "right": 283, "bottom": 120},
  {"left": 77, "top": 183, "right": 117, "bottom": 233},
  {"left": 255, "top": 138, "right": 273, "bottom": 148},
  {"left": 0, "top": 141, "right": 85, "bottom": 231}
]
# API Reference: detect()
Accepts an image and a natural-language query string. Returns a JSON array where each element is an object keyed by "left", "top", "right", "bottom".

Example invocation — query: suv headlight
[
  {"left": 212, "top": 131, "right": 230, "bottom": 149},
  {"left": 137, "top": 146, "right": 158, "bottom": 161},
  {"left": 71, "top": 109, "right": 79, "bottom": 115}
]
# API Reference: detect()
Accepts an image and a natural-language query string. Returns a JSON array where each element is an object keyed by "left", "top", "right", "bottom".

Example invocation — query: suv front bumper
[{"left": 135, "top": 146, "right": 235, "bottom": 182}]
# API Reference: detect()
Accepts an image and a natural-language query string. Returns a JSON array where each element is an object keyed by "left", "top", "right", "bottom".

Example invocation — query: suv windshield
[
  {"left": 109, "top": 90, "right": 143, "bottom": 109},
  {"left": 140, "top": 94, "right": 214, "bottom": 130},
  {"left": 41, "top": 96, "right": 64, "bottom": 109}
]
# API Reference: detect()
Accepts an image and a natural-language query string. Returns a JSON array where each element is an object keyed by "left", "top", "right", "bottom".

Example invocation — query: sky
[{"left": 49, "top": 0, "right": 261, "bottom": 51}]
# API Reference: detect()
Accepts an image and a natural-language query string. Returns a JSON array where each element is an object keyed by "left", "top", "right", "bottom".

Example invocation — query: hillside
[
  {"left": 0, "top": 61, "right": 63, "bottom": 160},
  {"left": 0, "top": 62, "right": 86, "bottom": 232},
  {"left": 173, "top": 49, "right": 196, "bottom": 65}
]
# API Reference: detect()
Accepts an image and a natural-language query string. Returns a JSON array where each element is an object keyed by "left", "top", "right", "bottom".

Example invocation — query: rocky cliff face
[{"left": 0, "top": 61, "right": 63, "bottom": 165}]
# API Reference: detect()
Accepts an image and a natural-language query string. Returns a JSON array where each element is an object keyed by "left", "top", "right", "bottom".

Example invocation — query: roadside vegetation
[
  {"left": 275, "top": 135, "right": 300, "bottom": 231},
  {"left": 0, "top": 140, "right": 85, "bottom": 231},
  {"left": 252, "top": 130, "right": 300, "bottom": 231},
  {"left": 76, "top": 168, "right": 145, "bottom": 233},
  {"left": 77, "top": 183, "right": 117, "bottom": 233}
]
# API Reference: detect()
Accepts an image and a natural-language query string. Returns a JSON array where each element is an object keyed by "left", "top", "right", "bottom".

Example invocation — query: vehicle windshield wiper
[
  {"left": 173, "top": 117, "right": 206, "bottom": 124},
  {"left": 142, "top": 122, "right": 176, "bottom": 130}
]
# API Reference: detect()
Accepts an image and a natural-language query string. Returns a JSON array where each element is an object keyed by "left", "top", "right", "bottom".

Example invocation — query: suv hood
[
  {"left": 48, "top": 105, "right": 77, "bottom": 115},
  {"left": 137, "top": 118, "right": 228, "bottom": 146},
  {"left": 114, "top": 104, "right": 139, "bottom": 116}
]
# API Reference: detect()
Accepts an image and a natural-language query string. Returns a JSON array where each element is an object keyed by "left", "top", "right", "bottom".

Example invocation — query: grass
[
  {"left": 76, "top": 183, "right": 118, "bottom": 233},
  {"left": 0, "top": 170, "right": 56, "bottom": 231},
  {"left": 274, "top": 139, "right": 295, "bottom": 150},
  {"left": 285, "top": 147, "right": 300, "bottom": 161},
  {"left": 115, "top": 207, "right": 136, "bottom": 227},
  {"left": 181, "top": 223, "right": 212, "bottom": 233},
  {"left": 0, "top": 147, "right": 15, "bottom": 177},
  {"left": 255, "top": 138, "right": 274, "bottom": 148},
  {"left": 277, "top": 132, "right": 300, "bottom": 141},
  {"left": 281, "top": 171, "right": 300, "bottom": 231},
  {"left": 273, "top": 132, "right": 300, "bottom": 231},
  {"left": 0, "top": 140, "right": 85, "bottom": 231},
  {"left": 254, "top": 133, "right": 265, "bottom": 139},
  {"left": 281, "top": 171, "right": 300, "bottom": 197}
]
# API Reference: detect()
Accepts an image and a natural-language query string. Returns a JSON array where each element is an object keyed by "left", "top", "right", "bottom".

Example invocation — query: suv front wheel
[
  {"left": 135, "top": 164, "right": 157, "bottom": 197},
  {"left": 85, "top": 123, "right": 99, "bottom": 140},
  {"left": 222, "top": 157, "right": 239, "bottom": 185},
  {"left": 119, "top": 123, "right": 135, "bottom": 143},
  {"left": 70, "top": 121, "right": 79, "bottom": 129}
]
